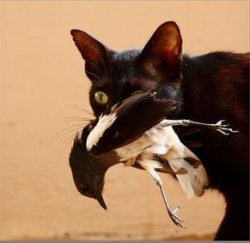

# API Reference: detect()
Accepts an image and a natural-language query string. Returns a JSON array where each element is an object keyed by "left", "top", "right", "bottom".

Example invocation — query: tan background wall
[{"left": 0, "top": 1, "right": 249, "bottom": 240}]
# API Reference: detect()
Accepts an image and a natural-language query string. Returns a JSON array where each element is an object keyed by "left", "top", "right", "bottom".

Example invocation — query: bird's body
[
  {"left": 116, "top": 122, "right": 209, "bottom": 198},
  {"left": 85, "top": 92, "right": 237, "bottom": 227},
  {"left": 87, "top": 118, "right": 209, "bottom": 227}
]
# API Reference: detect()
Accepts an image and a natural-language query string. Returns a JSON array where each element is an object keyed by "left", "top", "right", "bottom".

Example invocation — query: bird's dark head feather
[{"left": 69, "top": 125, "right": 119, "bottom": 210}]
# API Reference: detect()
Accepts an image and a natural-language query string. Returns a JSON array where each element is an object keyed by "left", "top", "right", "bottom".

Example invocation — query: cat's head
[{"left": 71, "top": 21, "right": 183, "bottom": 117}]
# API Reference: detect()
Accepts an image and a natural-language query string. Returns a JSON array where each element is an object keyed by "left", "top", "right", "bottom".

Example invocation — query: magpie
[
  {"left": 70, "top": 92, "right": 238, "bottom": 227},
  {"left": 69, "top": 92, "right": 176, "bottom": 209}
]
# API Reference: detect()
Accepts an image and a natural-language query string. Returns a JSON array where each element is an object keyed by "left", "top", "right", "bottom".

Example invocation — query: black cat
[{"left": 71, "top": 21, "right": 249, "bottom": 240}]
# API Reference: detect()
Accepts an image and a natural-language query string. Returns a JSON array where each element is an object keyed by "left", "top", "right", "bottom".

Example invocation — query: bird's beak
[{"left": 96, "top": 193, "right": 107, "bottom": 210}]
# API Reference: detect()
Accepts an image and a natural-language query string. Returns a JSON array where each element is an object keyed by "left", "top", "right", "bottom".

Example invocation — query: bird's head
[
  {"left": 69, "top": 126, "right": 118, "bottom": 210},
  {"left": 74, "top": 167, "right": 107, "bottom": 210}
]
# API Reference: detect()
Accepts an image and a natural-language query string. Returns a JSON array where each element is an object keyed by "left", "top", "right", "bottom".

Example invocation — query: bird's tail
[{"left": 167, "top": 147, "right": 209, "bottom": 198}]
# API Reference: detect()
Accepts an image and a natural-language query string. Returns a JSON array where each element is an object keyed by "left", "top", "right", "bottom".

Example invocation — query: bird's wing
[
  {"left": 91, "top": 92, "right": 178, "bottom": 154},
  {"left": 167, "top": 146, "right": 209, "bottom": 198}
]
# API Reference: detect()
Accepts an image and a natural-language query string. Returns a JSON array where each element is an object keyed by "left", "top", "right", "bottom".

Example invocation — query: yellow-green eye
[
  {"left": 94, "top": 91, "right": 108, "bottom": 105},
  {"left": 131, "top": 90, "right": 144, "bottom": 96}
]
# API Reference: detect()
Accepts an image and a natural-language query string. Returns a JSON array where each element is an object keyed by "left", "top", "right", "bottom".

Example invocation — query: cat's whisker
[
  {"left": 58, "top": 106, "right": 94, "bottom": 117},
  {"left": 54, "top": 121, "right": 88, "bottom": 153},
  {"left": 55, "top": 116, "right": 92, "bottom": 123},
  {"left": 55, "top": 129, "right": 83, "bottom": 153},
  {"left": 57, "top": 133, "right": 79, "bottom": 154},
  {"left": 54, "top": 124, "right": 86, "bottom": 141}
]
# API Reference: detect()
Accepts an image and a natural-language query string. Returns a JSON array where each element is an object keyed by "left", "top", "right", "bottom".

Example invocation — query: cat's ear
[
  {"left": 71, "top": 29, "right": 111, "bottom": 79},
  {"left": 138, "top": 21, "right": 182, "bottom": 78}
]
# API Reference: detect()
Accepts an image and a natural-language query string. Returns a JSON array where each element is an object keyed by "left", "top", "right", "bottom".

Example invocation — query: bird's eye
[
  {"left": 79, "top": 184, "right": 89, "bottom": 195},
  {"left": 131, "top": 90, "right": 144, "bottom": 96},
  {"left": 94, "top": 91, "right": 108, "bottom": 105}
]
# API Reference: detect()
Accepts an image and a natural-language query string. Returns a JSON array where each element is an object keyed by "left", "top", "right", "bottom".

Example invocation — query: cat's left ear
[
  {"left": 71, "top": 29, "right": 112, "bottom": 80},
  {"left": 138, "top": 21, "right": 182, "bottom": 78}
]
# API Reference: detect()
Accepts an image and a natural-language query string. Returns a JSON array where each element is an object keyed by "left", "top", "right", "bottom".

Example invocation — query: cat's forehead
[
  {"left": 112, "top": 50, "right": 140, "bottom": 72},
  {"left": 113, "top": 49, "right": 141, "bottom": 62},
  {"left": 111, "top": 50, "right": 157, "bottom": 90}
]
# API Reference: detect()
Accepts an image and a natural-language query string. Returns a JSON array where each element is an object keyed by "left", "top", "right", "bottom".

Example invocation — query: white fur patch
[{"left": 86, "top": 113, "right": 117, "bottom": 151}]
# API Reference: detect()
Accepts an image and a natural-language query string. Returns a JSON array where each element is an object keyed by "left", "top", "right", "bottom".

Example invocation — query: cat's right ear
[
  {"left": 71, "top": 30, "right": 111, "bottom": 79},
  {"left": 137, "top": 21, "right": 182, "bottom": 79}
]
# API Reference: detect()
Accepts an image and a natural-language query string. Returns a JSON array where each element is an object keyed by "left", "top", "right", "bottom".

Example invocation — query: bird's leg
[
  {"left": 137, "top": 159, "right": 185, "bottom": 228},
  {"left": 161, "top": 119, "right": 239, "bottom": 135},
  {"left": 157, "top": 181, "right": 185, "bottom": 228}
]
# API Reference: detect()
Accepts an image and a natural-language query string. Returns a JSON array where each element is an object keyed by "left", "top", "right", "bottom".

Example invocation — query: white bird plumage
[
  {"left": 86, "top": 113, "right": 117, "bottom": 151},
  {"left": 86, "top": 96, "right": 238, "bottom": 227}
]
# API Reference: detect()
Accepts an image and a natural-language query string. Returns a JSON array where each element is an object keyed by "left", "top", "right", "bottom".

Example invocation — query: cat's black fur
[{"left": 71, "top": 21, "right": 249, "bottom": 240}]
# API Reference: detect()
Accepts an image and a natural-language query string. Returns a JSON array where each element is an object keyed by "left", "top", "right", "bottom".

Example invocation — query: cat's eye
[
  {"left": 94, "top": 91, "right": 109, "bottom": 105},
  {"left": 131, "top": 90, "right": 144, "bottom": 96}
]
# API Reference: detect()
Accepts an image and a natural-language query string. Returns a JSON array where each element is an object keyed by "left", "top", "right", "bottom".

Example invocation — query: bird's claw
[
  {"left": 215, "top": 120, "right": 239, "bottom": 135},
  {"left": 216, "top": 120, "right": 227, "bottom": 126},
  {"left": 168, "top": 206, "right": 186, "bottom": 228}
]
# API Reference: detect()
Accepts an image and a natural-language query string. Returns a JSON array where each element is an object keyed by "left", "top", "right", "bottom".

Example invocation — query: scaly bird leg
[
  {"left": 157, "top": 181, "right": 185, "bottom": 228},
  {"left": 137, "top": 159, "right": 185, "bottom": 228},
  {"left": 161, "top": 119, "right": 239, "bottom": 135}
]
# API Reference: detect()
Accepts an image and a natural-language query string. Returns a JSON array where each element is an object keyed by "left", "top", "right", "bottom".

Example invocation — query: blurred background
[{"left": 0, "top": 1, "right": 249, "bottom": 240}]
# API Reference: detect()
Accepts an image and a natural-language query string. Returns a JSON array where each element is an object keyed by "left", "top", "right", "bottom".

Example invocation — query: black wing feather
[{"left": 93, "top": 92, "right": 178, "bottom": 154}]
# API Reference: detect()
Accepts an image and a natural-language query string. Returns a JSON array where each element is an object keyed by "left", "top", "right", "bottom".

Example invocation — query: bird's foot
[
  {"left": 124, "top": 158, "right": 136, "bottom": 166},
  {"left": 167, "top": 206, "right": 186, "bottom": 228},
  {"left": 214, "top": 120, "right": 239, "bottom": 135}
]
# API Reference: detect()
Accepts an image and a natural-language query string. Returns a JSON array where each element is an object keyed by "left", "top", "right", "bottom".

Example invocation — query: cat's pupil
[{"left": 94, "top": 91, "right": 108, "bottom": 105}]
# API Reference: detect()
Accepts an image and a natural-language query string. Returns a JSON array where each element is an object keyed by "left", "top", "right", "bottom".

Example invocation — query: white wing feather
[
  {"left": 161, "top": 127, "right": 209, "bottom": 198},
  {"left": 167, "top": 157, "right": 207, "bottom": 198}
]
